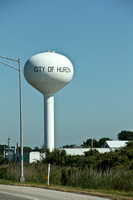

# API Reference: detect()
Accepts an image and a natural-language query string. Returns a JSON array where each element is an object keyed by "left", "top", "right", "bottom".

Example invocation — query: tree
[
  {"left": 82, "top": 139, "right": 99, "bottom": 148},
  {"left": 62, "top": 144, "right": 76, "bottom": 148},
  {"left": 33, "top": 147, "right": 39, "bottom": 151},
  {"left": 98, "top": 137, "right": 111, "bottom": 147},
  {"left": 44, "top": 149, "right": 67, "bottom": 165},
  {"left": 0, "top": 145, "right": 6, "bottom": 155},
  {"left": 118, "top": 131, "right": 133, "bottom": 140},
  {"left": 23, "top": 146, "right": 32, "bottom": 152}
]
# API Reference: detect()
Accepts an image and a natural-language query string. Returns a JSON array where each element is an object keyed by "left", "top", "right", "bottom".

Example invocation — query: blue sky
[{"left": 0, "top": 0, "right": 133, "bottom": 148}]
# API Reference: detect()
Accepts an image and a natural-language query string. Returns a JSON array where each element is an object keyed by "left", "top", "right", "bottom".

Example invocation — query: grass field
[{"left": 0, "top": 162, "right": 133, "bottom": 200}]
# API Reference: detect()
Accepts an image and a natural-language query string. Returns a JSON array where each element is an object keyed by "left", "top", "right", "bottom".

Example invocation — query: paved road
[{"left": 0, "top": 184, "right": 111, "bottom": 200}]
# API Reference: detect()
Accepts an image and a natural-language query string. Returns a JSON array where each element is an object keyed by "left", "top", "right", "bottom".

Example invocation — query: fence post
[{"left": 48, "top": 164, "right": 50, "bottom": 186}]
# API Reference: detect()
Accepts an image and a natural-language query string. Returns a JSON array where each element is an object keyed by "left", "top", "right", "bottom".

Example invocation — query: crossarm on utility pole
[
  {"left": 0, "top": 55, "right": 18, "bottom": 62},
  {"left": 0, "top": 61, "right": 19, "bottom": 71}
]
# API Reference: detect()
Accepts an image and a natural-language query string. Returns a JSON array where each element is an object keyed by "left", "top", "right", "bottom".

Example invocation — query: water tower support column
[{"left": 44, "top": 94, "right": 54, "bottom": 152}]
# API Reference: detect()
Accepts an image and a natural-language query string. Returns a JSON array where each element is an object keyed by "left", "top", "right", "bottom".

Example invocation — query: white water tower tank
[{"left": 24, "top": 51, "right": 74, "bottom": 151}]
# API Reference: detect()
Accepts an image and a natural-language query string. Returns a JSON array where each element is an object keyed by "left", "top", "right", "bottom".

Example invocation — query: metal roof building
[
  {"left": 103, "top": 140, "right": 128, "bottom": 149},
  {"left": 61, "top": 148, "right": 111, "bottom": 155},
  {"left": 61, "top": 141, "right": 129, "bottom": 156}
]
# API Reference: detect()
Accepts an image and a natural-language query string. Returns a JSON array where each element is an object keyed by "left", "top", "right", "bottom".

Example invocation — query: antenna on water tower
[{"left": 24, "top": 51, "right": 74, "bottom": 152}]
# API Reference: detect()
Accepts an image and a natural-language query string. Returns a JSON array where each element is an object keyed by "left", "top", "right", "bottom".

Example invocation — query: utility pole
[
  {"left": 91, "top": 138, "right": 93, "bottom": 149},
  {"left": 8, "top": 137, "right": 10, "bottom": 161},
  {"left": 0, "top": 56, "right": 25, "bottom": 182}
]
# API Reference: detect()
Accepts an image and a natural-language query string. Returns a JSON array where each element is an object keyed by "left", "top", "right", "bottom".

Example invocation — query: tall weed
[{"left": 0, "top": 163, "right": 133, "bottom": 191}]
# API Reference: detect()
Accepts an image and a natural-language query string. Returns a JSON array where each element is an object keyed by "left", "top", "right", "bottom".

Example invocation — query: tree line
[
  {"left": 0, "top": 130, "right": 133, "bottom": 154},
  {"left": 43, "top": 141, "right": 133, "bottom": 170},
  {"left": 63, "top": 130, "right": 133, "bottom": 148}
]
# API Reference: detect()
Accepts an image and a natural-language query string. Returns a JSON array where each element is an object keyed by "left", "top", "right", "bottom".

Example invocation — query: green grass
[
  {"left": 0, "top": 163, "right": 133, "bottom": 199},
  {"left": 0, "top": 179, "right": 133, "bottom": 200},
  {"left": 0, "top": 179, "right": 15, "bottom": 185}
]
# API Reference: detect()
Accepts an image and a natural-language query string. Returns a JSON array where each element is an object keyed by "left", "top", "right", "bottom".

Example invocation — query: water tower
[{"left": 24, "top": 51, "right": 74, "bottom": 151}]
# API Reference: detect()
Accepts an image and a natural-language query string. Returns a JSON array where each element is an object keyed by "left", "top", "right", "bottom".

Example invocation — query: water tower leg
[{"left": 44, "top": 95, "right": 54, "bottom": 152}]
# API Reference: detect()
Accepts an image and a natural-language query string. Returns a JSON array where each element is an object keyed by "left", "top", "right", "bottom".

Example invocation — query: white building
[
  {"left": 6, "top": 140, "right": 128, "bottom": 163},
  {"left": 103, "top": 140, "right": 128, "bottom": 150},
  {"left": 29, "top": 152, "right": 45, "bottom": 163},
  {"left": 61, "top": 141, "right": 129, "bottom": 156},
  {"left": 28, "top": 141, "right": 129, "bottom": 162},
  {"left": 61, "top": 148, "right": 111, "bottom": 155}
]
